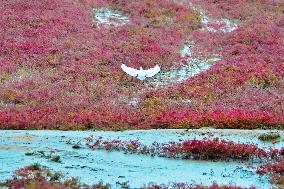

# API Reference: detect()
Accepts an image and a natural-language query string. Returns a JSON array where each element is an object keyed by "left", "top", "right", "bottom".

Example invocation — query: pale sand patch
[
  {"left": 92, "top": 8, "right": 129, "bottom": 27},
  {"left": 0, "top": 145, "right": 30, "bottom": 150},
  {"left": 184, "top": 127, "right": 284, "bottom": 139},
  {"left": 5, "top": 134, "right": 37, "bottom": 141}
]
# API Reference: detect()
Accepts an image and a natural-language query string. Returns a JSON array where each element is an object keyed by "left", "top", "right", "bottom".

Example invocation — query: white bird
[{"left": 121, "top": 64, "right": 160, "bottom": 80}]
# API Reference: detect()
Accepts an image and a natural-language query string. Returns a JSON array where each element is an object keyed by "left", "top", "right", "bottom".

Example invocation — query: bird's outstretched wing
[
  {"left": 121, "top": 64, "right": 139, "bottom": 77},
  {"left": 144, "top": 65, "right": 160, "bottom": 77}
]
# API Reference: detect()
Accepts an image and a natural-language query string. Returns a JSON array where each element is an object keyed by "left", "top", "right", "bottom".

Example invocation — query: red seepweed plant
[
  {"left": 0, "top": 0, "right": 284, "bottom": 130},
  {"left": 86, "top": 137, "right": 284, "bottom": 161}
]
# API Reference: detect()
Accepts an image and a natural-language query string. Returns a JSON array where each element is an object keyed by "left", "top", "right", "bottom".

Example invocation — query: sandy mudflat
[{"left": 1, "top": 129, "right": 281, "bottom": 188}]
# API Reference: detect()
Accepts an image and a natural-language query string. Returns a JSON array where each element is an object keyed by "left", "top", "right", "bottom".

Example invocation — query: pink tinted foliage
[
  {"left": 86, "top": 137, "right": 284, "bottom": 161},
  {"left": 3, "top": 165, "right": 109, "bottom": 189},
  {"left": 257, "top": 159, "right": 284, "bottom": 186},
  {"left": 0, "top": 0, "right": 284, "bottom": 130}
]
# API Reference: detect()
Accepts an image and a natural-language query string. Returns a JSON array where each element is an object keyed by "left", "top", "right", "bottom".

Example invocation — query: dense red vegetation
[
  {"left": 3, "top": 165, "right": 107, "bottom": 189},
  {"left": 257, "top": 161, "right": 284, "bottom": 176},
  {"left": 1, "top": 0, "right": 284, "bottom": 129},
  {"left": 86, "top": 137, "right": 284, "bottom": 161},
  {"left": 257, "top": 160, "right": 284, "bottom": 186}
]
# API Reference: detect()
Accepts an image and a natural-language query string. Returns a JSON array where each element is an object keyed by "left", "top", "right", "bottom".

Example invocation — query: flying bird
[{"left": 121, "top": 64, "right": 160, "bottom": 80}]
